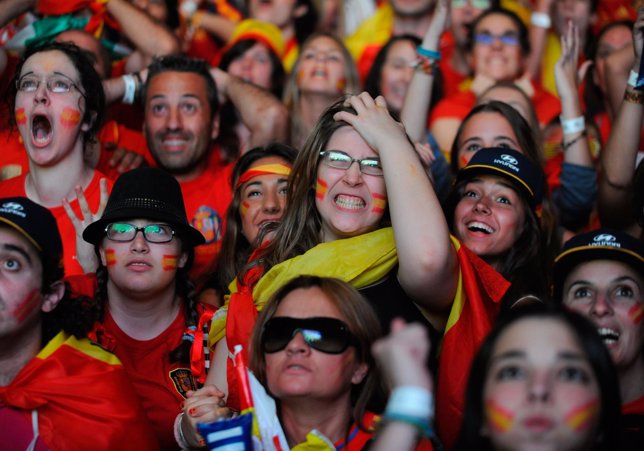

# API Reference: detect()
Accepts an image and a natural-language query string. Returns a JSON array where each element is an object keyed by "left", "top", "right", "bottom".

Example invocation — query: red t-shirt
[
  {"left": 100, "top": 309, "right": 197, "bottom": 451},
  {"left": 180, "top": 150, "right": 234, "bottom": 285},
  {"left": 0, "top": 170, "right": 113, "bottom": 276}
]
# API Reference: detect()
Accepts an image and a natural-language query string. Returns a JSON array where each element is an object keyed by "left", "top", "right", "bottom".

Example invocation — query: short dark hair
[
  {"left": 10, "top": 41, "right": 106, "bottom": 144},
  {"left": 455, "top": 303, "right": 622, "bottom": 451},
  {"left": 465, "top": 7, "right": 530, "bottom": 54},
  {"left": 144, "top": 55, "right": 219, "bottom": 120}
]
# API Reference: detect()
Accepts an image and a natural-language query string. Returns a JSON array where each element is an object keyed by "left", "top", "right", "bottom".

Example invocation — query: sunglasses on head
[{"left": 261, "top": 316, "right": 359, "bottom": 354}]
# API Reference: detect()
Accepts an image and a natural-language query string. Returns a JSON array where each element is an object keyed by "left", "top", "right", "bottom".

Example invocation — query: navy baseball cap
[
  {"left": 456, "top": 147, "right": 544, "bottom": 209},
  {"left": 0, "top": 197, "right": 63, "bottom": 269},
  {"left": 553, "top": 228, "right": 644, "bottom": 298}
]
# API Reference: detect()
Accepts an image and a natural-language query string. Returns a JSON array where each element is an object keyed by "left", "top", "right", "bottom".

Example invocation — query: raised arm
[
  {"left": 524, "top": 0, "right": 554, "bottom": 81},
  {"left": 210, "top": 67, "right": 289, "bottom": 150},
  {"left": 336, "top": 93, "right": 458, "bottom": 315},
  {"left": 106, "top": 0, "right": 179, "bottom": 71},
  {"left": 598, "top": 6, "right": 644, "bottom": 234},
  {"left": 400, "top": 0, "right": 449, "bottom": 144}
]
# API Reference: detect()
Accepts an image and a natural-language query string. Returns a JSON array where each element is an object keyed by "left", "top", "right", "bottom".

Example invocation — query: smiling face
[
  {"left": 297, "top": 35, "right": 348, "bottom": 96},
  {"left": 144, "top": 71, "right": 218, "bottom": 179},
  {"left": 14, "top": 50, "right": 88, "bottom": 168},
  {"left": 264, "top": 286, "right": 367, "bottom": 402},
  {"left": 99, "top": 219, "right": 188, "bottom": 299},
  {"left": 554, "top": 0, "right": 595, "bottom": 39},
  {"left": 379, "top": 39, "right": 416, "bottom": 113},
  {"left": 483, "top": 318, "right": 601, "bottom": 451},
  {"left": 0, "top": 227, "right": 45, "bottom": 338},
  {"left": 315, "top": 127, "right": 387, "bottom": 242},
  {"left": 471, "top": 13, "right": 524, "bottom": 82},
  {"left": 390, "top": 0, "right": 434, "bottom": 17},
  {"left": 239, "top": 156, "right": 290, "bottom": 244},
  {"left": 227, "top": 41, "right": 275, "bottom": 90},
  {"left": 451, "top": 0, "right": 491, "bottom": 48},
  {"left": 454, "top": 174, "right": 526, "bottom": 267},
  {"left": 563, "top": 260, "right": 643, "bottom": 370},
  {"left": 456, "top": 111, "right": 522, "bottom": 169}
]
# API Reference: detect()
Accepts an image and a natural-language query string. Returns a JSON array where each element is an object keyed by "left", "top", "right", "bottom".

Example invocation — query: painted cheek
[
  {"left": 372, "top": 192, "right": 387, "bottom": 214},
  {"left": 315, "top": 178, "right": 328, "bottom": 201},
  {"left": 15, "top": 108, "right": 27, "bottom": 125},
  {"left": 460, "top": 154, "right": 470, "bottom": 169},
  {"left": 336, "top": 77, "right": 347, "bottom": 92},
  {"left": 240, "top": 201, "right": 250, "bottom": 217},
  {"left": 297, "top": 69, "right": 305, "bottom": 84},
  {"left": 13, "top": 289, "right": 41, "bottom": 323},
  {"left": 105, "top": 249, "right": 117, "bottom": 267},
  {"left": 628, "top": 304, "right": 643, "bottom": 325},
  {"left": 564, "top": 399, "right": 599, "bottom": 432},
  {"left": 60, "top": 107, "right": 81, "bottom": 127},
  {"left": 485, "top": 400, "right": 514, "bottom": 433},
  {"left": 162, "top": 254, "right": 178, "bottom": 271}
]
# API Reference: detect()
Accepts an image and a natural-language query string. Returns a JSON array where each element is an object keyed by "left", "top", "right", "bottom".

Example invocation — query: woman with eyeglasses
[
  {"left": 81, "top": 167, "right": 207, "bottom": 451},
  {"left": 181, "top": 275, "right": 387, "bottom": 449},
  {"left": 0, "top": 41, "right": 110, "bottom": 276},
  {"left": 203, "top": 92, "right": 454, "bottom": 413},
  {"left": 428, "top": 7, "right": 560, "bottom": 153}
]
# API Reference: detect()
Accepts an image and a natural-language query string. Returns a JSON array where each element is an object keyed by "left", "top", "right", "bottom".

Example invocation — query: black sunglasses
[{"left": 261, "top": 316, "right": 359, "bottom": 354}]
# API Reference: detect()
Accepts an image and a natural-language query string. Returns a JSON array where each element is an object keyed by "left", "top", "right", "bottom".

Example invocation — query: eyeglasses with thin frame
[
  {"left": 105, "top": 223, "right": 176, "bottom": 243},
  {"left": 474, "top": 32, "right": 520, "bottom": 47},
  {"left": 261, "top": 316, "right": 359, "bottom": 354},
  {"left": 16, "top": 73, "right": 86, "bottom": 97},
  {"left": 319, "top": 150, "right": 383, "bottom": 176},
  {"left": 452, "top": 0, "right": 491, "bottom": 9}
]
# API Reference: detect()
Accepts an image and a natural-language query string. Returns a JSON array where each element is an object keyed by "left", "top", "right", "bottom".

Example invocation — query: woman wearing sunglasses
[
  {"left": 182, "top": 275, "right": 386, "bottom": 449},
  {"left": 0, "top": 41, "right": 110, "bottom": 277},
  {"left": 81, "top": 167, "right": 207, "bottom": 451}
]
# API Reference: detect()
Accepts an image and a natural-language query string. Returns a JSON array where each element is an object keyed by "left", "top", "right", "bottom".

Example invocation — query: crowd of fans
[{"left": 0, "top": 1, "right": 642, "bottom": 450}]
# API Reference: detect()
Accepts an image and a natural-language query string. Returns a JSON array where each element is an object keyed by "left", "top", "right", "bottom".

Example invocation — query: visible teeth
[
  {"left": 597, "top": 328, "right": 619, "bottom": 343},
  {"left": 32, "top": 115, "right": 51, "bottom": 143},
  {"left": 163, "top": 139, "right": 187, "bottom": 146},
  {"left": 335, "top": 195, "right": 365, "bottom": 209},
  {"left": 467, "top": 222, "right": 493, "bottom": 234}
]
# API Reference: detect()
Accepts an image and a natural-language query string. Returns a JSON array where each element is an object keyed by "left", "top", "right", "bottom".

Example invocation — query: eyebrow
[
  {"left": 2, "top": 243, "right": 33, "bottom": 265},
  {"left": 491, "top": 350, "right": 524, "bottom": 363}
]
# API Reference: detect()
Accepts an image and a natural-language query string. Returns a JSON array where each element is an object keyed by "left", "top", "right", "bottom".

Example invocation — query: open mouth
[
  {"left": 31, "top": 115, "right": 52, "bottom": 147},
  {"left": 335, "top": 194, "right": 365, "bottom": 210},
  {"left": 467, "top": 221, "right": 493, "bottom": 234},
  {"left": 597, "top": 328, "right": 619, "bottom": 345}
]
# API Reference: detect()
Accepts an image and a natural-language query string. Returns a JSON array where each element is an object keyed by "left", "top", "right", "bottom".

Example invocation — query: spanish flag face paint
[
  {"left": 105, "top": 249, "right": 117, "bottom": 267},
  {"left": 162, "top": 255, "right": 178, "bottom": 271},
  {"left": 371, "top": 193, "right": 387, "bottom": 214},
  {"left": 628, "top": 304, "right": 643, "bottom": 325},
  {"left": 564, "top": 400, "right": 599, "bottom": 432},
  {"left": 315, "top": 178, "right": 328, "bottom": 201},
  {"left": 240, "top": 201, "right": 250, "bottom": 218},
  {"left": 485, "top": 400, "right": 514, "bottom": 433},
  {"left": 60, "top": 107, "right": 81, "bottom": 127},
  {"left": 15, "top": 108, "right": 27, "bottom": 125},
  {"left": 13, "top": 289, "right": 41, "bottom": 324}
]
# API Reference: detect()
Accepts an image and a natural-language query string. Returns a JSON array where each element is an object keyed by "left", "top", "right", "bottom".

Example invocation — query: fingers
[
  {"left": 62, "top": 197, "right": 83, "bottom": 232},
  {"left": 98, "top": 178, "right": 109, "bottom": 216}
]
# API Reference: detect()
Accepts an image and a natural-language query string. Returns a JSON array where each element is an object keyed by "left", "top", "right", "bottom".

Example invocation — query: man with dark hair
[
  {"left": 0, "top": 196, "right": 158, "bottom": 451},
  {"left": 142, "top": 54, "right": 287, "bottom": 288}
]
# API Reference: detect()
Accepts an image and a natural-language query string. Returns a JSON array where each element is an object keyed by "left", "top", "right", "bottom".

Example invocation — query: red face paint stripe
[
  {"left": 15, "top": 108, "right": 27, "bottom": 125},
  {"left": 162, "top": 255, "right": 178, "bottom": 270},
  {"left": 315, "top": 179, "right": 328, "bottom": 201},
  {"left": 486, "top": 400, "right": 513, "bottom": 433},
  {"left": 460, "top": 155, "right": 470, "bottom": 169},
  {"left": 60, "top": 107, "right": 81, "bottom": 126},
  {"left": 240, "top": 201, "right": 250, "bottom": 217},
  {"left": 14, "top": 289, "right": 40, "bottom": 323},
  {"left": 628, "top": 304, "right": 643, "bottom": 325},
  {"left": 105, "top": 249, "right": 116, "bottom": 267},
  {"left": 565, "top": 400, "right": 599, "bottom": 432}
]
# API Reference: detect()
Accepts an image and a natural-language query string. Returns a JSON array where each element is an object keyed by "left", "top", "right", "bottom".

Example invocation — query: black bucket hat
[
  {"left": 456, "top": 147, "right": 544, "bottom": 209},
  {"left": 83, "top": 167, "right": 205, "bottom": 246},
  {"left": 553, "top": 228, "right": 644, "bottom": 298}
]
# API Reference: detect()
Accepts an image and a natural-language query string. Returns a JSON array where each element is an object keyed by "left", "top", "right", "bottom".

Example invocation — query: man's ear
[
  {"left": 42, "top": 281, "right": 66, "bottom": 313},
  {"left": 210, "top": 112, "right": 220, "bottom": 141}
]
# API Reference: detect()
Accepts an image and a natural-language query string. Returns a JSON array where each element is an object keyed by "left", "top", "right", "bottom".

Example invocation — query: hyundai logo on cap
[
  {"left": 500, "top": 154, "right": 518, "bottom": 165},
  {"left": 594, "top": 234, "right": 616, "bottom": 242},
  {"left": 591, "top": 233, "right": 620, "bottom": 248},
  {"left": 0, "top": 201, "right": 26, "bottom": 217}
]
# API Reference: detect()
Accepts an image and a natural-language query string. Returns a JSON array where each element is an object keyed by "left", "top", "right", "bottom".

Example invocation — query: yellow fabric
[
  {"left": 228, "top": 19, "right": 285, "bottom": 58},
  {"left": 208, "top": 227, "right": 398, "bottom": 347},
  {"left": 37, "top": 331, "right": 122, "bottom": 365},
  {"left": 291, "top": 430, "right": 336, "bottom": 451},
  {"left": 344, "top": 3, "right": 394, "bottom": 62},
  {"left": 444, "top": 237, "right": 465, "bottom": 334},
  {"left": 540, "top": 32, "right": 562, "bottom": 98},
  {"left": 500, "top": 0, "right": 531, "bottom": 24},
  {"left": 283, "top": 41, "right": 299, "bottom": 73}
]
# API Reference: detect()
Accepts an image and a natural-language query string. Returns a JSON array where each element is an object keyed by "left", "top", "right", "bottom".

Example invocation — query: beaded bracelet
[
  {"left": 414, "top": 56, "right": 438, "bottom": 75},
  {"left": 624, "top": 89, "right": 644, "bottom": 105}
]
